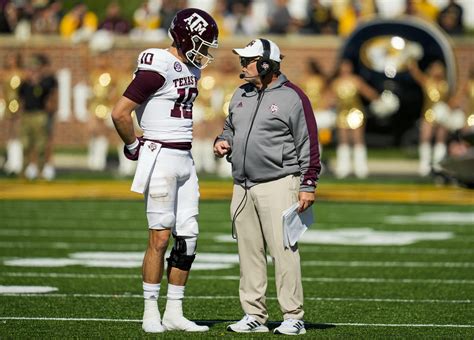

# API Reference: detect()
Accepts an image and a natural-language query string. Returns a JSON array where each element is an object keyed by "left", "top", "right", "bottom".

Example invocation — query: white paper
[{"left": 282, "top": 203, "right": 314, "bottom": 248}]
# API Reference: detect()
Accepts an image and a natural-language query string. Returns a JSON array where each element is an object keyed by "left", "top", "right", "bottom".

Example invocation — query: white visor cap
[{"left": 233, "top": 39, "right": 282, "bottom": 63}]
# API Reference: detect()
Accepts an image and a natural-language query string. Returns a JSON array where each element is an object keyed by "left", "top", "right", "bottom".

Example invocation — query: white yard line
[
  {"left": 0, "top": 242, "right": 144, "bottom": 250},
  {"left": 1, "top": 241, "right": 473, "bottom": 256},
  {"left": 0, "top": 316, "right": 472, "bottom": 328},
  {"left": 204, "top": 245, "right": 474, "bottom": 255},
  {"left": 0, "top": 293, "right": 470, "bottom": 304},
  {"left": 2, "top": 272, "right": 473, "bottom": 284},
  {"left": 301, "top": 260, "right": 474, "bottom": 268},
  {"left": 0, "top": 229, "right": 145, "bottom": 239},
  {"left": 0, "top": 229, "right": 218, "bottom": 240}
]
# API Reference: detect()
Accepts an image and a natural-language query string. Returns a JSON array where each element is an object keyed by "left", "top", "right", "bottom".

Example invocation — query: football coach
[{"left": 213, "top": 38, "right": 321, "bottom": 335}]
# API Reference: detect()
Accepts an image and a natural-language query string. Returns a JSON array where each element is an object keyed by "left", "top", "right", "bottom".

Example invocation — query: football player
[{"left": 111, "top": 8, "right": 218, "bottom": 333}]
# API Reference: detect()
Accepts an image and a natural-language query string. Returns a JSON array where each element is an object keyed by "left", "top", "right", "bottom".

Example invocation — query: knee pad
[{"left": 166, "top": 235, "right": 197, "bottom": 271}]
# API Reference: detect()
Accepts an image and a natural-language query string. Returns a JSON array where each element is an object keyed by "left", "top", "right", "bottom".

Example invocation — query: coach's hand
[
  {"left": 214, "top": 140, "right": 231, "bottom": 158},
  {"left": 123, "top": 137, "right": 144, "bottom": 161},
  {"left": 298, "top": 191, "right": 315, "bottom": 213}
]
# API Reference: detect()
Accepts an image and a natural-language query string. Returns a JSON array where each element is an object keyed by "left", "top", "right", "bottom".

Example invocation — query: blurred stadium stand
[{"left": 0, "top": 0, "right": 473, "bottom": 178}]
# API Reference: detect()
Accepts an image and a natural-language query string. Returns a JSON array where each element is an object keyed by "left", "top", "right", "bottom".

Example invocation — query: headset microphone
[{"left": 239, "top": 73, "right": 261, "bottom": 79}]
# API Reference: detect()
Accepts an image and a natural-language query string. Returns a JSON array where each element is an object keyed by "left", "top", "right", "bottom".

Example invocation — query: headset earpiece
[{"left": 257, "top": 38, "right": 274, "bottom": 77}]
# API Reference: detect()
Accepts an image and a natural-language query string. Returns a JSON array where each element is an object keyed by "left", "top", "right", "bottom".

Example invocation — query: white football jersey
[{"left": 134, "top": 48, "right": 201, "bottom": 142}]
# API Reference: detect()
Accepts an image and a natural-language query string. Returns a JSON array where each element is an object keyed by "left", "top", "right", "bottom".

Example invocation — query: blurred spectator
[
  {"left": 267, "top": 0, "right": 295, "bottom": 34},
  {"left": 36, "top": 54, "right": 57, "bottom": 180},
  {"left": 226, "top": 0, "right": 260, "bottom": 36},
  {"left": 32, "top": 1, "right": 63, "bottom": 34},
  {"left": 159, "top": 0, "right": 188, "bottom": 30},
  {"left": 86, "top": 51, "right": 121, "bottom": 172},
  {"left": 303, "top": 58, "right": 333, "bottom": 146},
  {"left": 1, "top": 52, "right": 24, "bottom": 175},
  {"left": 13, "top": 1, "right": 34, "bottom": 39},
  {"left": 448, "top": 65, "right": 473, "bottom": 131},
  {"left": 59, "top": 3, "right": 98, "bottom": 39},
  {"left": 0, "top": 0, "right": 16, "bottom": 33},
  {"left": 338, "top": 0, "right": 378, "bottom": 37},
  {"left": 99, "top": 1, "right": 131, "bottom": 35},
  {"left": 225, "top": 0, "right": 252, "bottom": 12},
  {"left": 408, "top": 60, "right": 450, "bottom": 176},
  {"left": 302, "top": 0, "right": 338, "bottom": 35},
  {"left": 303, "top": 58, "right": 334, "bottom": 172},
  {"left": 414, "top": 0, "right": 439, "bottom": 22},
  {"left": 133, "top": 1, "right": 159, "bottom": 31},
  {"left": 437, "top": 0, "right": 464, "bottom": 35},
  {"left": 405, "top": 0, "right": 439, "bottom": 22},
  {"left": 328, "top": 59, "right": 379, "bottom": 178},
  {"left": 18, "top": 55, "right": 57, "bottom": 180},
  {"left": 211, "top": 0, "right": 233, "bottom": 37}
]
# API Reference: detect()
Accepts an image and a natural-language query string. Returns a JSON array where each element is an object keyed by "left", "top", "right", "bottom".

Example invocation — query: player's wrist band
[{"left": 126, "top": 139, "right": 139, "bottom": 151}]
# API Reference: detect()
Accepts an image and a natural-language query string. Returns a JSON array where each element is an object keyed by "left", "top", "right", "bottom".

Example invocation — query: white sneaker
[
  {"left": 227, "top": 314, "right": 269, "bottom": 333},
  {"left": 162, "top": 313, "right": 209, "bottom": 332},
  {"left": 273, "top": 319, "right": 306, "bottom": 335},
  {"left": 41, "top": 163, "right": 56, "bottom": 181},
  {"left": 25, "top": 163, "right": 38, "bottom": 180},
  {"left": 142, "top": 310, "right": 164, "bottom": 333}
]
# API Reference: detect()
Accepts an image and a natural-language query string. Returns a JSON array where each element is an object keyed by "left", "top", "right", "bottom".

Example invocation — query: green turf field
[{"left": 0, "top": 198, "right": 473, "bottom": 338}]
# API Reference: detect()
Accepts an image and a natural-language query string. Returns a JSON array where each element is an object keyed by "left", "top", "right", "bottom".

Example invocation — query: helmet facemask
[{"left": 186, "top": 34, "right": 218, "bottom": 69}]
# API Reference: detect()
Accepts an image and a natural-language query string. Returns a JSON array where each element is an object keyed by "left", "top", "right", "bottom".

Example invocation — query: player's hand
[
  {"left": 214, "top": 140, "right": 231, "bottom": 158},
  {"left": 123, "top": 137, "right": 144, "bottom": 161},
  {"left": 298, "top": 191, "right": 315, "bottom": 213}
]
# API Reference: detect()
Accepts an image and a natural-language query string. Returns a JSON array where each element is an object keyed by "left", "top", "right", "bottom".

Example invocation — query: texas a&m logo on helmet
[{"left": 169, "top": 8, "right": 219, "bottom": 70}]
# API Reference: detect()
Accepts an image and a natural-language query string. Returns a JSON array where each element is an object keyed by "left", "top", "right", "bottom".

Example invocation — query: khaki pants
[
  {"left": 20, "top": 111, "right": 48, "bottom": 161},
  {"left": 230, "top": 175, "right": 304, "bottom": 324}
]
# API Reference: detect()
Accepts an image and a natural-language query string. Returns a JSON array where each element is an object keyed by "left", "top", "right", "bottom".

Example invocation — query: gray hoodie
[{"left": 216, "top": 73, "right": 321, "bottom": 192}]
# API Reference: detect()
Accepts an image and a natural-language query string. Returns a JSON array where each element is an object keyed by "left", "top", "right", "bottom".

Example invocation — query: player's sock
[
  {"left": 432, "top": 142, "right": 447, "bottom": 172},
  {"left": 162, "top": 284, "right": 208, "bottom": 332},
  {"left": 142, "top": 282, "right": 164, "bottom": 333},
  {"left": 418, "top": 142, "right": 432, "bottom": 176},
  {"left": 335, "top": 144, "right": 351, "bottom": 178},
  {"left": 353, "top": 144, "right": 369, "bottom": 178}
]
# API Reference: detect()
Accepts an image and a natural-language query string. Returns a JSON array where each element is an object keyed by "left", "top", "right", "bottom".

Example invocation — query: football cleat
[
  {"left": 273, "top": 319, "right": 306, "bottom": 335},
  {"left": 142, "top": 309, "right": 164, "bottom": 333},
  {"left": 227, "top": 314, "right": 269, "bottom": 333},
  {"left": 162, "top": 313, "right": 209, "bottom": 332}
]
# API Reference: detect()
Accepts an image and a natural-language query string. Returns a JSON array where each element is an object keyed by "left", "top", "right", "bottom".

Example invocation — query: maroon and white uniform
[
  {"left": 126, "top": 48, "right": 201, "bottom": 236},
  {"left": 134, "top": 48, "right": 200, "bottom": 142}
]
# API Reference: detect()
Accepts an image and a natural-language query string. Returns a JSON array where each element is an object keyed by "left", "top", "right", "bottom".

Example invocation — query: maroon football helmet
[{"left": 169, "top": 8, "right": 219, "bottom": 69}]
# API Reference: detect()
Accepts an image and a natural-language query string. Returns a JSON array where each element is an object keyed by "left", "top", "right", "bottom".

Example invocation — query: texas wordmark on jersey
[{"left": 134, "top": 48, "right": 201, "bottom": 143}]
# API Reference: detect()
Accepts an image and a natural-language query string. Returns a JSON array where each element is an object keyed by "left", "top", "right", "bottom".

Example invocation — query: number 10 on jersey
[{"left": 170, "top": 88, "right": 198, "bottom": 119}]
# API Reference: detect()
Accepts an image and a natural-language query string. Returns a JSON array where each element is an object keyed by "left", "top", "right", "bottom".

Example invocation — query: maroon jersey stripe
[{"left": 284, "top": 81, "right": 321, "bottom": 186}]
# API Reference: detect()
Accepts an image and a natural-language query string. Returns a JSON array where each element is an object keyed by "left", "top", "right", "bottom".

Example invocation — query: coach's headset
[
  {"left": 257, "top": 38, "right": 277, "bottom": 78},
  {"left": 239, "top": 38, "right": 280, "bottom": 79},
  {"left": 256, "top": 38, "right": 278, "bottom": 77}
]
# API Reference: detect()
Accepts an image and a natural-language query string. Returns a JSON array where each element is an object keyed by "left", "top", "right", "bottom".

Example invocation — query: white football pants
[{"left": 145, "top": 148, "right": 199, "bottom": 237}]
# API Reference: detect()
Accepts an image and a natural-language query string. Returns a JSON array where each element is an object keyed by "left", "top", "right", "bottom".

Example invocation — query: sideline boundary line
[{"left": 1, "top": 180, "right": 472, "bottom": 205}]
